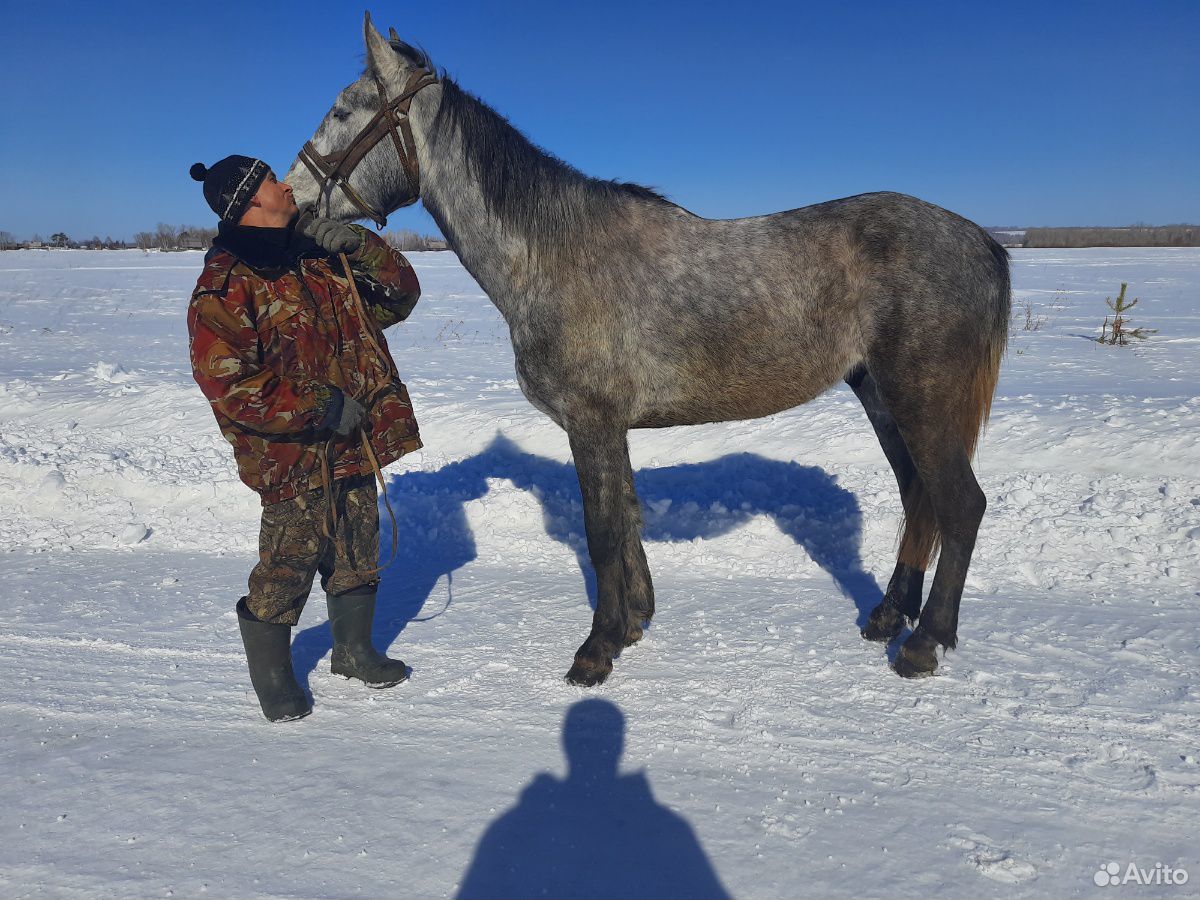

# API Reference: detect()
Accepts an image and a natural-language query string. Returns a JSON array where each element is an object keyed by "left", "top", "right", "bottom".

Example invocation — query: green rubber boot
[
  {"left": 327, "top": 586, "right": 409, "bottom": 688},
  {"left": 236, "top": 598, "right": 312, "bottom": 722}
]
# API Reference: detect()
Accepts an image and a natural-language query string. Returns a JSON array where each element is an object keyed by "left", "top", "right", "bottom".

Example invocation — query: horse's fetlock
[
  {"left": 623, "top": 622, "right": 644, "bottom": 647},
  {"left": 885, "top": 589, "right": 921, "bottom": 623},
  {"left": 916, "top": 615, "right": 957, "bottom": 652}
]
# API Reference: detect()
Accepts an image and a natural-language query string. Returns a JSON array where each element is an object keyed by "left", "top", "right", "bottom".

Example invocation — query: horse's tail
[
  {"left": 961, "top": 241, "right": 1008, "bottom": 461},
  {"left": 966, "top": 237, "right": 1010, "bottom": 454},
  {"left": 897, "top": 237, "right": 1009, "bottom": 570}
]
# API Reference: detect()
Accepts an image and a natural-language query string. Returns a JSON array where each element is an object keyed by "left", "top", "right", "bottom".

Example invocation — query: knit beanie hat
[{"left": 189, "top": 156, "right": 270, "bottom": 222}]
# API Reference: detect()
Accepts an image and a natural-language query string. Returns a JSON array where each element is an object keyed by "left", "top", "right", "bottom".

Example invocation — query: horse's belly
[
  {"left": 632, "top": 352, "right": 855, "bottom": 428},
  {"left": 633, "top": 384, "right": 823, "bottom": 428}
]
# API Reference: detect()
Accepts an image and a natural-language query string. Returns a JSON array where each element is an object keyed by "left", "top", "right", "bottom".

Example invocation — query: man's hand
[
  {"left": 334, "top": 393, "right": 367, "bottom": 436},
  {"left": 317, "top": 387, "right": 368, "bottom": 436},
  {"left": 296, "top": 206, "right": 363, "bottom": 255}
]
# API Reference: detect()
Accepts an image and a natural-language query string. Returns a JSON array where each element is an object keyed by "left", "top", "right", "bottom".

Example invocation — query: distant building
[
  {"left": 986, "top": 228, "right": 1026, "bottom": 248},
  {"left": 177, "top": 232, "right": 209, "bottom": 250},
  {"left": 426, "top": 239, "right": 449, "bottom": 251}
]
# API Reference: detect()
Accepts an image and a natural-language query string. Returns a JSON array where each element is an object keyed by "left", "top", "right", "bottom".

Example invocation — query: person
[{"left": 186, "top": 154, "right": 423, "bottom": 722}]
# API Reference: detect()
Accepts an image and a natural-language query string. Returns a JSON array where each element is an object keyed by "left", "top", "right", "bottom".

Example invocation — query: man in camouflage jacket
[{"left": 187, "top": 154, "right": 422, "bottom": 721}]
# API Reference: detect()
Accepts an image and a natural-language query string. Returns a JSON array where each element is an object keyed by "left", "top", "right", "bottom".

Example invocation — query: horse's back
[{"left": 524, "top": 192, "right": 1008, "bottom": 429}]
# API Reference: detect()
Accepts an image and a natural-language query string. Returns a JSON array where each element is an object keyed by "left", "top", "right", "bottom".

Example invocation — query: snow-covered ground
[{"left": 1, "top": 247, "right": 1196, "bottom": 899}]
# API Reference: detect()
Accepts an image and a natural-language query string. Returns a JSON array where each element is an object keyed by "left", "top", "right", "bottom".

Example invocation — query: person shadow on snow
[{"left": 456, "top": 698, "right": 732, "bottom": 900}]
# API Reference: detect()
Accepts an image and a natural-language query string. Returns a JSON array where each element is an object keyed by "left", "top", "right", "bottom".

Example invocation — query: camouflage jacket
[{"left": 188, "top": 225, "right": 422, "bottom": 505}]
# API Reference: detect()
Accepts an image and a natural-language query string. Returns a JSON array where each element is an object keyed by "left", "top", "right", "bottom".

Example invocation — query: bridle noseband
[{"left": 298, "top": 67, "right": 438, "bottom": 229}]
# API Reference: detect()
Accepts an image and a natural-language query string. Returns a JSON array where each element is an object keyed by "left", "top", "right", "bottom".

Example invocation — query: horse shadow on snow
[{"left": 292, "top": 433, "right": 881, "bottom": 683}]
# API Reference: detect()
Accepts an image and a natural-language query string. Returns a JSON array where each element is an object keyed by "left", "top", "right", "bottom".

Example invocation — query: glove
[
  {"left": 317, "top": 387, "right": 368, "bottom": 436},
  {"left": 334, "top": 393, "right": 367, "bottom": 436},
  {"left": 296, "top": 206, "right": 363, "bottom": 255}
]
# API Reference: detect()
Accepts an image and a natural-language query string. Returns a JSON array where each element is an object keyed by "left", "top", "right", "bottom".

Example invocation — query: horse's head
[{"left": 285, "top": 13, "right": 436, "bottom": 226}]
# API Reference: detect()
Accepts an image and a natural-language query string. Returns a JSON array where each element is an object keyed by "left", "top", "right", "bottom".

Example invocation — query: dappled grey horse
[{"left": 285, "top": 16, "right": 1010, "bottom": 684}]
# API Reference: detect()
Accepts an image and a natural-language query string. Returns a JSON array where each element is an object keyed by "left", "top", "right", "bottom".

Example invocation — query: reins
[
  {"left": 313, "top": 252, "right": 405, "bottom": 578},
  {"left": 299, "top": 65, "right": 435, "bottom": 574},
  {"left": 297, "top": 68, "right": 438, "bottom": 229}
]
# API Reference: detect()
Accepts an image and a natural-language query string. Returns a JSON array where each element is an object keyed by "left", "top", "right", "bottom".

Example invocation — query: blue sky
[{"left": 1, "top": 0, "right": 1196, "bottom": 240}]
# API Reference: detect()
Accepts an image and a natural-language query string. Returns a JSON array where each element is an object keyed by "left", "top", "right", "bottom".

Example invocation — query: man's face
[{"left": 249, "top": 170, "right": 297, "bottom": 221}]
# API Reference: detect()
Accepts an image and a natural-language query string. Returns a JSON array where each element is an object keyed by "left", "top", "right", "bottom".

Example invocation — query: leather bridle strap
[
  {"left": 315, "top": 253, "right": 404, "bottom": 576},
  {"left": 298, "top": 68, "right": 438, "bottom": 229}
]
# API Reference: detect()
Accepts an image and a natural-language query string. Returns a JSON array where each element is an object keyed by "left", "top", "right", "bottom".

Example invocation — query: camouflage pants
[{"left": 245, "top": 473, "right": 380, "bottom": 625}]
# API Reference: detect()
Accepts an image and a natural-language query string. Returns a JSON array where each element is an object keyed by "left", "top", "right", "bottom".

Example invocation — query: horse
[{"left": 285, "top": 15, "right": 1010, "bottom": 686}]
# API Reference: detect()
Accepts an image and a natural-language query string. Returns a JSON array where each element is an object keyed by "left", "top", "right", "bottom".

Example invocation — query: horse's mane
[{"left": 418, "top": 62, "right": 671, "bottom": 251}]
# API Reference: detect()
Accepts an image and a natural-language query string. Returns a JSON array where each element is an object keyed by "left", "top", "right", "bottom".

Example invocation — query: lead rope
[
  {"left": 343, "top": 254, "right": 398, "bottom": 578},
  {"left": 326, "top": 251, "right": 400, "bottom": 577}
]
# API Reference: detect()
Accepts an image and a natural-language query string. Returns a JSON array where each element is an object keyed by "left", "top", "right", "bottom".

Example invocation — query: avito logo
[{"left": 1094, "top": 861, "right": 1189, "bottom": 888}]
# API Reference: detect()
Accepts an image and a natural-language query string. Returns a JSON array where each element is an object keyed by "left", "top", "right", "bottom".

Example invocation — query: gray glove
[
  {"left": 318, "top": 387, "right": 368, "bottom": 436},
  {"left": 333, "top": 393, "right": 367, "bottom": 436},
  {"left": 296, "top": 207, "right": 363, "bottom": 255}
]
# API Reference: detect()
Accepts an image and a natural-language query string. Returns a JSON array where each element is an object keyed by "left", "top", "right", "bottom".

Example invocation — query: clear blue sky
[{"left": 1, "top": 0, "right": 1196, "bottom": 240}]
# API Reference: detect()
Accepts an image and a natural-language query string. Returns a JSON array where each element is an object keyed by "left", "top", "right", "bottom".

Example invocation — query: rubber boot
[
  {"left": 236, "top": 598, "right": 312, "bottom": 722},
  {"left": 327, "top": 586, "right": 409, "bottom": 688}
]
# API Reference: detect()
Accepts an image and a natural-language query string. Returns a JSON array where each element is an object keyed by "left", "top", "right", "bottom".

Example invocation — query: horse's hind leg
[
  {"left": 893, "top": 433, "right": 984, "bottom": 677},
  {"left": 870, "top": 373, "right": 988, "bottom": 677},
  {"left": 620, "top": 444, "right": 654, "bottom": 646},
  {"left": 845, "top": 366, "right": 931, "bottom": 641},
  {"left": 565, "top": 424, "right": 635, "bottom": 686}
]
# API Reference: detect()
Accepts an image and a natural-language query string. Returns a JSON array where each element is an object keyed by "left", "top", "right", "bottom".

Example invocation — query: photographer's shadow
[
  {"left": 292, "top": 433, "right": 881, "bottom": 685},
  {"left": 457, "top": 698, "right": 731, "bottom": 900}
]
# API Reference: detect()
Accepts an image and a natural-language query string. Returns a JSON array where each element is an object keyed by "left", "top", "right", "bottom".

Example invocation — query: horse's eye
[{"left": 332, "top": 108, "right": 350, "bottom": 122}]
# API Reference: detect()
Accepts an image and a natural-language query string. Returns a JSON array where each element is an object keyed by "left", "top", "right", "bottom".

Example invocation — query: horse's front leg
[
  {"left": 620, "top": 444, "right": 654, "bottom": 646},
  {"left": 565, "top": 425, "right": 631, "bottom": 686}
]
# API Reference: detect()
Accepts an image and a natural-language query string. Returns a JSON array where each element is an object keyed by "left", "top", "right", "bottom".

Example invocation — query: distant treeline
[
  {"left": 0, "top": 231, "right": 128, "bottom": 250},
  {"left": 380, "top": 229, "right": 447, "bottom": 251},
  {"left": 134, "top": 224, "right": 216, "bottom": 251},
  {"left": 1023, "top": 225, "right": 1200, "bottom": 248},
  {"left": 128, "top": 224, "right": 446, "bottom": 252}
]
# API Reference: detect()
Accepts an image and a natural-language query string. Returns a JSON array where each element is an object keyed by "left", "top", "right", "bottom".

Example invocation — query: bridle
[{"left": 298, "top": 67, "right": 438, "bottom": 229}]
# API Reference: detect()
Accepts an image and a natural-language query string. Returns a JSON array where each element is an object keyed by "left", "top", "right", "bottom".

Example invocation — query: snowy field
[{"left": 0, "top": 246, "right": 1197, "bottom": 899}]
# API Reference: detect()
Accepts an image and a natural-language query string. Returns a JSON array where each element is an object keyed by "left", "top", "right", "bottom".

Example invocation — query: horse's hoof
[
  {"left": 893, "top": 652, "right": 936, "bottom": 678},
  {"left": 861, "top": 602, "right": 905, "bottom": 643},
  {"left": 893, "top": 635, "right": 939, "bottom": 678},
  {"left": 565, "top": 657, "right": 612, "bottom": 687},
  {"left": 623, "top": 622, "right": 644, "bottom": 647}
]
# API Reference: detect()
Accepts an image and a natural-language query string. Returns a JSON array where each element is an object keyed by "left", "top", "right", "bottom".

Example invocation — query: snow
[{"left": 1, "top": 247, "right": 1197, "bottom": 898}]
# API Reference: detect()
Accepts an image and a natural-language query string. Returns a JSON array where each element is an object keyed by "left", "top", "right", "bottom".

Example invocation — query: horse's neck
[{"left": 412, "top": 87, "right": 535, "bottom": 324}]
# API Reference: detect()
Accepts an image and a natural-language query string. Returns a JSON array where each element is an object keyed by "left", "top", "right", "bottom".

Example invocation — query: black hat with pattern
[{"left": 189, "top": 156, "right": 270, "bottom": 223}]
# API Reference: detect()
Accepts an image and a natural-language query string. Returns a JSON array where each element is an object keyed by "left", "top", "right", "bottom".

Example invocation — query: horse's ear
[
  {"left": 389, "top": 27, "right": 400, "bottom": 42},
  {"left": 363, "top": 11, "right": 399, "bottom": 75}
]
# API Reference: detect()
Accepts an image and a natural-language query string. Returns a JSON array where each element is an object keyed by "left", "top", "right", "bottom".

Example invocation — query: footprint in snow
[{"left": 945, "top": 827, "right": 1038, "bottom": 884}]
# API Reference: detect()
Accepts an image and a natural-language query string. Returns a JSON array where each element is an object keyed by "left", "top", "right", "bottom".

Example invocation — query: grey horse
[{"left": 285, "top": 16, "right": 1010, "bottom": 684}]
